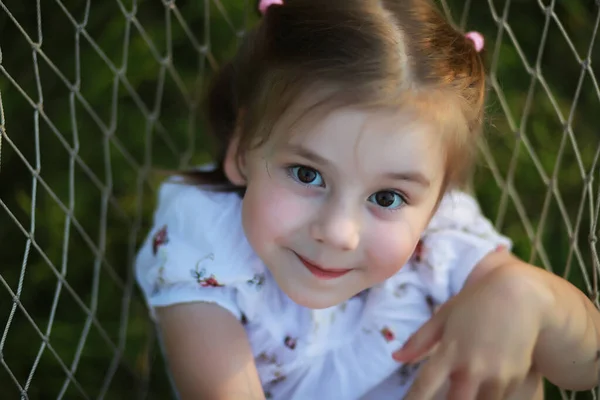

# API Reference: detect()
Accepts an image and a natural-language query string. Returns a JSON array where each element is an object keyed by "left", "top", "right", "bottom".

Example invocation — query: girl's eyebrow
[
  {"left": 281, "top": 144, "right": 331, "bottom": 167},
  {"left": 282, "top": 143, "right": 431, "bottom": 187},
  {"left": 384, "top": 171, "right": 431, "bottom": 187}
]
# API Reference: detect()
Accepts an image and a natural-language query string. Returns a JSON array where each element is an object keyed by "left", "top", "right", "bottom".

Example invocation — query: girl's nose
[{"left": 310, "top": 205, "right": 360, "bottom": 251}]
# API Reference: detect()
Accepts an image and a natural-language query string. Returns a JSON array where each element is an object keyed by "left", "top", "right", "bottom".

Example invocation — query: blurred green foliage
[{"left": 0, "top": 0, "right": 598, "bottom": 399}]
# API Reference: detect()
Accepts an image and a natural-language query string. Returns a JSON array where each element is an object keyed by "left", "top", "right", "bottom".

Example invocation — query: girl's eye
[
  {"left": 290, "top": 166, "right": 325, "bottom": 187},
  {"left": 368, "top": 191, "right": 405, "bottom": 209}
]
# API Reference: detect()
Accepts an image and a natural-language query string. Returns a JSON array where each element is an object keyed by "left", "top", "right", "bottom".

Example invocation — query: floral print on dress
[
  {"left": 411, "top": 238, "right": 442, "bottom": 271},
  {"left": 412, "top": 240, "right": 424, "bottom": 263},
  {"left": 426, "top": 295, "right": 439, "bottom": 315},
  {"left": 284, "top": 336, "right": 297, "bottom": 350},
  {"left": 257, "top": 351, "right": 280, "bottom": 367},
  {"left": 394, "top": 283, "right": 409, "bottom": 298},
  {"left": 247, "top": 273, "right": 266, "bottom": 289},
  {"left": 152, "top": 225, "right": 169, "bottom": 255},
  {"left": 151, "top": 266, "right": 167, "bottom": 295},
  {"left": 192, "top": 269, "right": 224, "bottom": 287},
  {"left": 271, "top": 371, "right": 286, "bottom": 384},
  {"left": 398, "top": 362, "right": 421, "bottom": 386},
  {"left": 495, "top": 244, "right": 508, "bottom": 252},
  {"left": 380, "top": 327, "right": 395, "bottom": 342},
  {"left": 411, "top": 237, "right": 457, "bottom": 272},
  {"left": 409, "top": 239, "right": 428, "bottom": 271},
  {"left": 190, "top": 254, "right": 224, "bottom": 287},
  {"left": 150, "top": 228, "right": 169, "bottom": 294},
  {"left": 263, "top": 371, "right": 287, "bottom": 399}
]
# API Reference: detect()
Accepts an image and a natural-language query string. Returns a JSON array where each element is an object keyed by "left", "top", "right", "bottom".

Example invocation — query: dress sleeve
[
  {"left": 413, "top": 191, "right": 513, "bottom": 304},
  {"left": 134, "top": 180, "right": 266, "bottom": 321}
]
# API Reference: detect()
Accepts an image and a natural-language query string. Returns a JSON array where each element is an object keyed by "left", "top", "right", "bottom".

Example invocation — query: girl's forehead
[
  {"left": 268, "top": 91, "right": 467, "bottom": 164},
  {"left": 265, "top": 84, "right": 463, "bottom": 142},
  {"left": 269, "top": 103, "right": 434, "bottom": 148},
  {"left": 269, "top": 105, "right": 441, "bottom": 162}
]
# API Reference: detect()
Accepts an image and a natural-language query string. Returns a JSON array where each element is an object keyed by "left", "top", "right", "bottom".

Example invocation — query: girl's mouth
[{"left": 295, "top": 254, "right": 352, "bottom": 280}]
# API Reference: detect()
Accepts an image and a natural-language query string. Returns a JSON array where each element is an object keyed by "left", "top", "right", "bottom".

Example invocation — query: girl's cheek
[
  {"left": 264, "top": 187, "right": 307, "bottom": 230},
  {"left": 365, "top": 223, "right": 416, "bottom": 280},
  {"left": 243, "top": 179, "right": 314, "bottom": 245}
]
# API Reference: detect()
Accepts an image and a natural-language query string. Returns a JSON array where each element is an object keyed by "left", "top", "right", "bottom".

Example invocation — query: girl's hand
[{"left": 392, "top": 265, "right": 551, "bottom": 400}]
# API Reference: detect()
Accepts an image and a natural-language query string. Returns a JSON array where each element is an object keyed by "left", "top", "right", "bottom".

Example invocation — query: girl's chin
[{"left": 283, "top": 286, "right": 360, "bottom": 310}]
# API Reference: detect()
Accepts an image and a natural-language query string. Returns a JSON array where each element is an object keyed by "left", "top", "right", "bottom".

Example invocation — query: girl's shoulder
[
  {"left": 135, "top": 176, "right": 268, "bottom": 321},
  {"left": 428, "top": 190, "right": 489, "bottom": 231},
  {"left": 155, "top": 175, "right": 241, "bottom": 219},
  {"left": 151, "top": 178, "right": 249, "bottom": 255},
  {"left": 384, "top": 190, "right": 512, "bottom": 304}
]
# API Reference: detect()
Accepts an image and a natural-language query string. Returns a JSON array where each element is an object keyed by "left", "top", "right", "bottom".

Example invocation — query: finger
[
  {"left": 501, "top": 379, "right": 521, "bottom": 400},
  {"left": 414, "top": 341, "right": 440, "bottom": 364},
  {"left": 446, "top": 374, "right": 480, "bottom": 400},
  {"left": 393, "top": 312, "right": 447, "bottom": 363},
  {"left": 504, "top": 369, "right": 540, "bottom": 400},
  {"left": 404, "top": 344, "right": 454, "bottom": 400},
  {"left": 475, "top": 379, "right": 505, "bottom": 400}
]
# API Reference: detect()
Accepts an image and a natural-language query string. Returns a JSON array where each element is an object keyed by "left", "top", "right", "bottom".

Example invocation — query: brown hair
[{"left": 188, "top": 0, "right": 486, "bottom": 195}]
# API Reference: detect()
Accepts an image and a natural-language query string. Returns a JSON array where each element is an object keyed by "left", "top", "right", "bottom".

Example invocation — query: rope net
[{"left": 0, "top": 0, "right": 598, "bottom": 398}]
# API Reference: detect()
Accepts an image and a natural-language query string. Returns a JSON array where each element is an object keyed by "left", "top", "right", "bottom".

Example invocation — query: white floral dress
[{"left": 134, "top": 180, "right": 511, "bottom": 400}]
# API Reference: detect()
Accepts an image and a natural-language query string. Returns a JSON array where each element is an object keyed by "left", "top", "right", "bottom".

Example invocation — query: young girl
[{"left": 135, "top": 0, "right": 600, "bottom": 398}]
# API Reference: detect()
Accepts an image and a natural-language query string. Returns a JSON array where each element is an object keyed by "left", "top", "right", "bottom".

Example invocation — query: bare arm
[
  {"left": 527, "top": 264, "right": 600, "bottom": 390},
  {"left": 466, "top": 251, "right": 600, "bottom": 391},
  {"left": 156, "top": 302, "right": 265, "bottom": 400}
]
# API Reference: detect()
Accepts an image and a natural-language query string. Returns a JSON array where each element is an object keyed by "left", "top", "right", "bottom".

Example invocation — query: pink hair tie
[
  {"left": 465, "top": 31, "right": 484, "bottom": 52},
  {"left": 259, "top": 0, "right": 283, "bottom": 15}
]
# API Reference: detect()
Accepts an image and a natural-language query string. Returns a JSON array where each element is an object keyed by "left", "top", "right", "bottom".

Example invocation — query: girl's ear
[{"left": 224, "top": 115, "right": 247, "bottom": 186}]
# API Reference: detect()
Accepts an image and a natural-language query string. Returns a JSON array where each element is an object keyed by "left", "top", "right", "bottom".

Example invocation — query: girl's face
[{"left": 235, "top": 105, "right": 446, "bottom": 309}]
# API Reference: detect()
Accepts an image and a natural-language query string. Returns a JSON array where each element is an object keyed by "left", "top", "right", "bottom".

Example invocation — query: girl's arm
[
  {"left": 395, "top": 250, "right": 600, "bottom": 398},
  {"left": 518, "top": 260, "right": 600, "bottom": 390},
  {"left": 467, "top": 251, "right": 600, "bottom": 391},
  {"left": 156, "top": 302, "right": 265, "bottom": 400}
]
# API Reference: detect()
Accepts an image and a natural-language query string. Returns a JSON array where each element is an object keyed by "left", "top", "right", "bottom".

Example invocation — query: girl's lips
[{"left": 295, "top": 254, "right": 352, "bottom": 280}]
